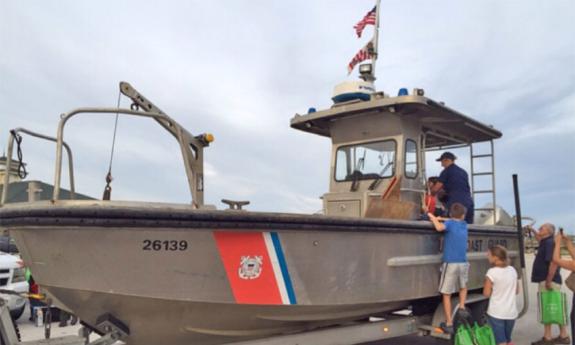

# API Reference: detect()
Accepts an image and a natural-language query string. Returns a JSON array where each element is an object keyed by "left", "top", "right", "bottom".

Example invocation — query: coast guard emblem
[{"left": 238, "top": 256, "right": 263, "bottom": 280}]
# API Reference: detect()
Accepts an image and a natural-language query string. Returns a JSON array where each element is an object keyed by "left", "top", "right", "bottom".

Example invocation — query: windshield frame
[
  {"left": 334, "top": 139, "right": 397, "bottom": 182},
  {"left": 404, "top": 138, "right": 419, "bottom": 179}
]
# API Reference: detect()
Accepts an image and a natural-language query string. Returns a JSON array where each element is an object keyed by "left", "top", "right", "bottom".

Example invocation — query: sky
[{"left": 1, "top": 1, "right": 574, "bottom": 231}]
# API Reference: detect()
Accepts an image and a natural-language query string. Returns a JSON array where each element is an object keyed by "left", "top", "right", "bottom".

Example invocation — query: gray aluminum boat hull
[{"left": 0, "top": 201, "right": 520, "bottom": 344}]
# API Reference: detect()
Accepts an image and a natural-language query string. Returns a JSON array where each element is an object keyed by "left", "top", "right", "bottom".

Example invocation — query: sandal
[{"left": 552, "top": 336, "right": 571, "bottom": 344}]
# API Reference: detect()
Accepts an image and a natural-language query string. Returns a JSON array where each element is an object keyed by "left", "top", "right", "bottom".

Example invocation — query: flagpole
[{"left": 371, "top": 0, "right": 382, "bottom": 80}]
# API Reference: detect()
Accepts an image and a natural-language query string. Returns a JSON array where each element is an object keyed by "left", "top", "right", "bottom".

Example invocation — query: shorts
[
  {"left": 487, "top": 315, "right": 515, "bottom": 344},
  {"left": 438, "top": 262, "right": 469, "bottom": 294},
  {"left": 538, "top": 281, "right": 561, "bottom": 292}
]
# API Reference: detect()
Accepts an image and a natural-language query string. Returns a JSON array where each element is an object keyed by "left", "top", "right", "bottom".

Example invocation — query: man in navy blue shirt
[
  {"left": 530, "top": 223, "right": 569, "bottom": 345},
  {"left": 430, "top": 152, "right": 475, "bottom": 224}
]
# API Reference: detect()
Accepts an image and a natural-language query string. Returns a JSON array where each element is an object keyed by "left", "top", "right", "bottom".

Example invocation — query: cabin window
[
  {"left": 404, "top": 139, "right": 418, "bottom": 178},
  {"left": 335, "top": 140, "right": 396, "bottom": 182}
]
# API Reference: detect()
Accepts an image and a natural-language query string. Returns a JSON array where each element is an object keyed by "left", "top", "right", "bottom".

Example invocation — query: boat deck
[{"left": 0, "top": 200, "right": 516, "bottom": 235}]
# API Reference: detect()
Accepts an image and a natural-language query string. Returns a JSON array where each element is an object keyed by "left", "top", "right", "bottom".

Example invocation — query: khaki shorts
[
  {"left": 439, "top": 262, "right": 469, "bottom": 294},
  {"left": 538, "top": 281, "right": 561, "bottom": 292}
]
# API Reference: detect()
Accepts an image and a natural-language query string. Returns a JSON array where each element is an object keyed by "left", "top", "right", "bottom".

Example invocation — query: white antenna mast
[{"left": 370, "top": 0, "right": 382, "bottom": 80}]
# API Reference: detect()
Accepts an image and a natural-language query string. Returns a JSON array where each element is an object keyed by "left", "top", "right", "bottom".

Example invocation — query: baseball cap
[{"left": 436, "top": 152, "right": 456, "bottom": 161}]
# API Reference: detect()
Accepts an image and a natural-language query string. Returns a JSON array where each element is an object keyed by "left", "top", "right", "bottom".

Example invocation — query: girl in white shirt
[{"left": 483, "top": 245, "right": 519, "bottom": 345}]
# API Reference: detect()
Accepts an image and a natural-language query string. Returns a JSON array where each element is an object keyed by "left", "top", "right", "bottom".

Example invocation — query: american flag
[
  {"left": 348, "top": 40, "right": 375, "bottom": 74},
  {"left": 354, "top": 6, "right": 377, "bottom": 38}
]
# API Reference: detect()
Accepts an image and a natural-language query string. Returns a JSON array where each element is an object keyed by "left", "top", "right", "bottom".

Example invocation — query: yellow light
[
  {"left": 383, "top": 327, "right": 389, "bottom": 332},
  {"left": 205, "top": 133, "right": 215, "bottom": 143},
  {"left": 27, "top": 293, "right": 46, "bottom": 301}
]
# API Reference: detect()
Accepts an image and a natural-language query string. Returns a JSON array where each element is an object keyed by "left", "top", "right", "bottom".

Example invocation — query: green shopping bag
[
  {"left": 472, "top": 322, "right": 496, "bottom": 345},
  {"left": 455, "top": 322, "right": 496, "bottom": 345},
  {"left": 454, "top": 324, "right": 475, "bottom": 345},
  {"left": 539, "top": 290, "right": 568, "bottom": 325}
]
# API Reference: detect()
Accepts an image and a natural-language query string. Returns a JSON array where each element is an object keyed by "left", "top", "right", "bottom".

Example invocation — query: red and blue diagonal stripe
[{"left": 214, "top": 231, "right": 297, "bottom": 305}]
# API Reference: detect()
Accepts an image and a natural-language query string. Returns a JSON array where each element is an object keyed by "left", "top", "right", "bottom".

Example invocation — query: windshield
[{"left": 335, "top": 140, "right": 396, "bottom": 181}]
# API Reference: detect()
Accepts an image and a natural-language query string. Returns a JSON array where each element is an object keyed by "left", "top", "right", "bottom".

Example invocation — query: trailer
[
  {"left": 5, "top": 291, "right": 517, "bottom": 345},
  {"left": 0, "top": 295, "right": 446, "bottom": 345}
]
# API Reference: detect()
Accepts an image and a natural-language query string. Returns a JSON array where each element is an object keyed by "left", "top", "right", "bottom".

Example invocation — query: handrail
[
  {"left": 52, "top": 107, "right": 206, "bottom": 207},
  {"left": 1, "top": 128, "right": 76, "bottom": 205}
]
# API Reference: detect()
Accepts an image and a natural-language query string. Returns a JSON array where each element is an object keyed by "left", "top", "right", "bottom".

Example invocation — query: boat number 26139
[{"left": 142, "top": 240, "right": 189, "bottom": 251}]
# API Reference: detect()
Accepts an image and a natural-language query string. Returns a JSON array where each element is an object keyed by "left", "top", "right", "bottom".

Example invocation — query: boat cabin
[
  {"left": 0, "top": 82, "right": 504, "bottom": 225},
  {"left": 291, "top": 88, "right": 502, "bottom": 223}
]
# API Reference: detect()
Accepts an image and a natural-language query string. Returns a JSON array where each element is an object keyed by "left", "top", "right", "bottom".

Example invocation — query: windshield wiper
[
  {"left": 368, "top": 162, "right": 393, "bottom": 191},
  {"left": 350, "top": 170, "right": 362, "bottom": 192}
]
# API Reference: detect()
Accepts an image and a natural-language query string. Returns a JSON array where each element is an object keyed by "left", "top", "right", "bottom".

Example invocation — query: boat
[
  {"left": 0, "top": 79, "right": 522, "bottom": 344},
  {"left": 0, "top": 5, "right": 524, "bottom": 344}
]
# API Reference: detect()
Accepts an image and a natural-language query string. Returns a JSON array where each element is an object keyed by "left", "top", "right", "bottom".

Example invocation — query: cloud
[{"left": 1, "top": 0, "right": 574, "bottom": 232}]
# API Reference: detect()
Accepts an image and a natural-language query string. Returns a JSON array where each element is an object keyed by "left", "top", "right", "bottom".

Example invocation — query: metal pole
[
  {"left": 469, "top": 143, "right": 475, "bottom": 202},
  {"left": 420, "top": 133, "right": 427, "bottom": 191},
  {"left": 53, "top": 114, "right": 66, "bottom": 201},
  {"left": 513, "top": 174, "right": 529, "bottom": 318},
  {"left": 371, "top": 0, "right": 382, "bottom": 80},
  {"left": 0, "top": 299, "right": 19, "bottom": 345},
  {"left": 13, "top": 128, "right": 76, "bottom": 199},
  {"left": 0, "top": 136, "right": 15, "bottom": 206},
  {"left": 513, "top": 174, "right": 526, "bottom": 269},
  {"left": 27, "top": 181, "right": 42, "bottom": 202}
]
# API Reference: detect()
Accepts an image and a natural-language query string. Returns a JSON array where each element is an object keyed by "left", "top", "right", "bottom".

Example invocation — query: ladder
[{"left": 469, "top": 140, "right": 497, "bottom": 224}]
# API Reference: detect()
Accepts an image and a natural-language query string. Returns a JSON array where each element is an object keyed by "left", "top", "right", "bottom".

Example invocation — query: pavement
[
  {"left": 14, "top": 254, "right": 573, "bottom": 345},
  {"left": 16, "top": 309, "right": 86, "bottom": 342}
]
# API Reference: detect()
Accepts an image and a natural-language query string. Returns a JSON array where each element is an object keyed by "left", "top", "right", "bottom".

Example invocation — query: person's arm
[
  {"left": 539, "top": 237, "right": 561, "bottom": 290},
  {"left": 553, "top": 234, "right": 575, "bottom": 271},
  {"left": 563, "top": 233, "right": 575, "bottom": 260},
  {"left": 525, "top": 226, "right": 539, "bottom": 241},
  {"left": 483, "top": 276, "right": 493, "bottom": 297},
  {"left": 546, "top": 239, "right": 559, "bottom": 290},
  {"left": 427, "top": 213, "right": 446, "bottom": 231},
  {"left": 546, "top": 263, "right": 559, "bottom": 290},
  {"left": 527, "top": 226, "right": 546, "bottom": 242},
  {"left": 430, "top": 181, "right": 444, "bottom": 196},
  {"left": 534, "top": 231, "right": 544, "bottom": 242},
  {"left": 422, "top": 194, "right": 431, "bottom": 213}
]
